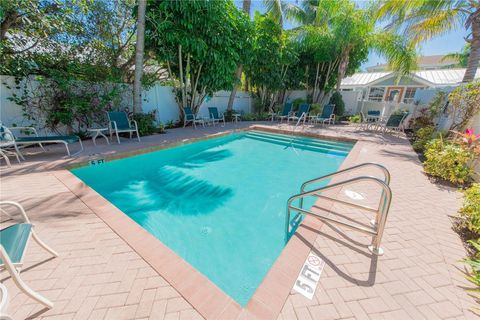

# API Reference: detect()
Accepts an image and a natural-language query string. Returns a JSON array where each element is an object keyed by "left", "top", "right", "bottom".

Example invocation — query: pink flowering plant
[{"left": 452, "top": 128, "right": 480, "bottom": 154}]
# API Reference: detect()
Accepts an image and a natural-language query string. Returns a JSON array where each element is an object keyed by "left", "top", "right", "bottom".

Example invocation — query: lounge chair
[
  {"left": 208, "top": 107, "right": 225, "bottom": 127},
  {"left": 288, "top": 103, "right": 310, "bottom": 123},
  {"left": 375, "top": 111, "right": 409, "bottom": 134},
  {"left": 0, "top": 201, "right": 58, "bottom": 308},
  {"left": 1, "top": 125, "right": 83, "bottom": 157},
  {"left": 183, "top": 107, "right": 204, "bottom": 129},
  {"left": 313, "top": 104, "right": 336, "bottom": 125},
  {"left": 107, "top": 111, "right": 141, "bottom": 144},
  {"left": 276, "top": 102, "right": 293, "bottom": 123}
]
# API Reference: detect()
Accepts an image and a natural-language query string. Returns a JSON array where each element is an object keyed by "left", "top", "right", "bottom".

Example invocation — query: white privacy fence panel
[{"left": 0, "top": 76, "right": 252, "bottom": 128}]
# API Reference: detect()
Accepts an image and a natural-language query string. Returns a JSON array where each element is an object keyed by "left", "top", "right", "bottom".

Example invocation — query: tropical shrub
[
  {"left": 145, "top": 0, "right": 252, "bottom": 116},
  {"left": 310, "top": 103, "right": 323, "bottom": 115},
  {"left": 409, "top": 107, "right": 434, "bottom": 130},
  {"left": 424, "top": 138, "right": 475, "bottom": 185},
  {"left": 349, "top": 114, "right": 361, "bottom": 123},
  {"left": 448, "top": 81, "right": 480, "bottom": 131},
  {"left": 133, "top": 111, "right": 156, "bottom": 136},
  {"left": 459, "top": 184, "right": 480, "bottom": 234},
  {"left": 329, "top": 91, "right": 345, "bottom": 117},
  {"left": 413, "top": 126, "right": 435, "bottom": 152},
  {"left": 292, "top": 98, "right": 307, "bottom": 111},
  {"left": 464, "top": 240, "right": 480, "bottom": 292}
]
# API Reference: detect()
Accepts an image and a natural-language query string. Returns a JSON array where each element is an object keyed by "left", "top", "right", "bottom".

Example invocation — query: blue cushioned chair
[
  {"left": 107, "top": 111, "right": 141, "bottom": 144},
  {"left": 0, "top": 201, "right": 58, "bottom": 308}
]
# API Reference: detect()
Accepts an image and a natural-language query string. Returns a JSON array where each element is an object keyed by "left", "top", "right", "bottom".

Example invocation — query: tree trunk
[
  {"left": 0, "top": 11, "right": 18, "bottom": 41},
  {"left": 133, "top": 0, "right": 146, "bottom": 114},
  {"left": 227, "top": 65, "right": 243, "bottom": 111},
  {"left": 226, "top": 0, "right": 251, "bottom": 111},
  {"left": 336, "top": 47, "right": 351, "bottom": 91},
  {"left": 243, "top": 0, "right": 251, "bottom": 15},
  {"left": 463, "top": 15, "right": 480, "bottom": 82}
]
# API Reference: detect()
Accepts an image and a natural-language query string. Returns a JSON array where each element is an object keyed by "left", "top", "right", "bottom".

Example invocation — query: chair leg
[
  {"left": 0, "top": 246, "right": 54, "bottom": 309},
  {"left": 14, "top": 144, "right": 25, "bottom": 161},
  {"left": 0, "top": 150, "right": 11, "bottom": 167},
  {"left": 31, "top": 231, "right": 59, "bottom": 257},
  {"left": 116, "top": 132, "right": 120, "bottom": 144},
  {"left": 136, "top": 129, "right": 141, "bottom": 142}
]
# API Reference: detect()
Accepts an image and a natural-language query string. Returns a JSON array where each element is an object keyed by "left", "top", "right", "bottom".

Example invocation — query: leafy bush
[
  {"left": 448, "top": 81, "right": 480, "bottom": 131},
  {"left": 310, "top": 103, "right": 322, "bottom": 115},
  {"left": 459, "top": 183, "right": 480, "bottom": 234},
  {"left": 413, "top": 126, "right": 435, "bottom": 152},
  {"left": 409, "top": 108, "right": 434, "bottom": 130},
  {"left": 464, "top": 240, "right": 480, "bottom": 304},
  {"left": 424, "top": 138, "right": 475, "bottom": 184},
  {"left": 241, "top": 112, "right": 270, "bottom": 121},
  {"left": 349, "top": 114, "right": 361, "bottom": 123},
  {"left": 329, "top": 91, "right": 345, "bottom": 117},
  {"left": 292, "top": 98, "right": 307, "bottom": 111},
  {"left": 133, "top": 112, "right": 156, "bottom": 136}
]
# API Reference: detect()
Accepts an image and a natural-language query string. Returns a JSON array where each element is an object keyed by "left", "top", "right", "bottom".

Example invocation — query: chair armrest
[
  {"left": 110, "top": 120, "right": 118, "bottom": 132},
  {"left": 0, "top": 201, "right": 31, "bottom": 223},
  {"left": 8, "top": 127, "right": 38, "bottom": 137},
  {"left": 130, "top": 120, "right": 138, "bottom": 130}
]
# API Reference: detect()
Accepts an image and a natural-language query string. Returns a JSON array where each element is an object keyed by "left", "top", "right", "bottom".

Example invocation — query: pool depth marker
[{"left": 293, "top": 252, "right": 325, "bottom": 299}]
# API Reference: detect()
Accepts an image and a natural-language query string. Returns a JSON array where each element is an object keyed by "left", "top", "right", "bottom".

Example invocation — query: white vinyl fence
[{"left": 0, "top": 76, "right": 252, "bottom": 128}]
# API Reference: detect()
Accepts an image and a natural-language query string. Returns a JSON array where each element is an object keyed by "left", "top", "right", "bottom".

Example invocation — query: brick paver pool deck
[{"left": 0, "top": 122, "right": 476, "bottom": 319}]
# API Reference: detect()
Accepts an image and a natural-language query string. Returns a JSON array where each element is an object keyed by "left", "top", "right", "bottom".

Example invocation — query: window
[
  {"left": 403, "top": 87, "right": 417, "bottom": 103},
  {"left": 368, "top": 87, "right": 385, "bottom": 101}
]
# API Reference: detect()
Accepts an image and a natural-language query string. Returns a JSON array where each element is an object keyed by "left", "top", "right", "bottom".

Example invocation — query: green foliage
[
  {"left": 413, "top": 126, "right": 435, "bottom": 152},
  {"left": 133, "top": 111, "right": 157, "bottom": 136},
  {"left": 349, "top": 114, "right": 361, "bottom": 123},
  {"left": 465, "top": 240, "right": 480, "bottom": 287},
  {"left": 241, "top": 112, "right": 270, "bottom": 121},
  {"left": 244, "top": 13, "right": 298, "bottom": 111},
  {"left": 5, "top": 65, "right": 129, "bottom": 134},
  {"left": 292, "top": 98, "right": 307, "bottom": 110},
  {"left": 310, "top": 103, "right": 322, "bottom": 115},
  {"left": 329, "top": 92, "right": 345, "bottom": 117},
  {"left": 145, "top": 0, "right": 252, "bottom": 114},
  {"left": 459, "top": 184, "right": 480, "bottom": 235},
  {"left": 448, "top": 81, "right": 480, "bottom": 131},
  {"left": 424, "top": 138, "right": 475, "bottom": 185}
]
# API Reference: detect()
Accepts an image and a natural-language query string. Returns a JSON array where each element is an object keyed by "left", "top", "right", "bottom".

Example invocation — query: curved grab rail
[
  {"left": 286, "top": 176, "right": 392, "bottom": 255},
  {"left": 300, "top": 163, "right": 390, "bottom": 193}
]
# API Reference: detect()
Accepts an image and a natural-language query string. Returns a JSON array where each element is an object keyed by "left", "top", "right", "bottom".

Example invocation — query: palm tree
[
  {"left": 133, "top": 0, "right": 146, "bottom": 114},
  {"left": 226, "top": 0, "right": 251, "bottom": 112},
  {"left": 376, "top": 0, "right": 480, "bottom": 82},
  {"left": 442, "top": 44, "right": 471, "bottom": 67}
]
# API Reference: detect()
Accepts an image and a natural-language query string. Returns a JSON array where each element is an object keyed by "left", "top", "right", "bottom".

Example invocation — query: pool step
[
  {"left": 245, "top": 131, "right": 352, "bottom": 155},
  {"left": 247, "top": 130, "right": 353, "bottom": 151},
  {"left": 248, "top": 130, "right": 353, "bottom": 150},
  {"left": 245, "top": 131, "right": 350, "bottom": 156}
]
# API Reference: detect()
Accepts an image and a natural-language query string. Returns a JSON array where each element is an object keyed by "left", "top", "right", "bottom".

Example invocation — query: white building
[{"left": 340, "top": 68, "right": 480, "bottom": 104}]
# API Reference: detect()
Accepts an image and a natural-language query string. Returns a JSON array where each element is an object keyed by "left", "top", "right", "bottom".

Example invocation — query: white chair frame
[{"left": 0, "top": 201, "right": 58, "bottom": 309}]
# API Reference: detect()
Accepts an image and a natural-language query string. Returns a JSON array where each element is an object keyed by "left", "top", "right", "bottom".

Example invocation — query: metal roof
[{"left": 342, "top": 68, "right": 480, "bottom": 87}]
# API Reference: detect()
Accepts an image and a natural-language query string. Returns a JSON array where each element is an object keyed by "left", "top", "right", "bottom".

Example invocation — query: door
[{"left": 385, "top": 87, "right": 404, "bottom": 103}]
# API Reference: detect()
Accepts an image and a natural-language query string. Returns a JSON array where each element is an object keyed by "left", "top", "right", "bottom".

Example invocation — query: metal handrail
[
  {"left": 285, "top": 175, "right": 392, "bottom": 256},
  {"left": 299, "top": 163, "right": 390, "bottom": 217},
  {"left": 300, "top": 163, "right": 390, "bottom": 193}
]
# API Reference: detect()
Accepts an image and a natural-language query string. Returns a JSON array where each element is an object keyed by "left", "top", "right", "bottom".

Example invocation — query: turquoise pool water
[{"left": 72, "top": 130, "right": 352, "bottom": 305}]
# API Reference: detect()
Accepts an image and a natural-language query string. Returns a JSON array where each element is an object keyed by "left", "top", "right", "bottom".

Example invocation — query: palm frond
[{"left": 408, "top": 8, "right": 464, "bottom": 44}]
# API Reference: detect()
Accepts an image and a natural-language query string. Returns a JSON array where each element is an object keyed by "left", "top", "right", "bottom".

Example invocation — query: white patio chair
[{"left": 0, "top": 201, "right": 58, "bottom": 309}]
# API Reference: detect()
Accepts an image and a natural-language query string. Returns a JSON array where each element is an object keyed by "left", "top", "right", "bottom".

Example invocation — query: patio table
[{"left": 88, "top": 128, "right": 110, "bottom": 146}]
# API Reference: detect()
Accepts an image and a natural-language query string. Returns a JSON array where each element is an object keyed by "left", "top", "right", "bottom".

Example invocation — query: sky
[{"left": 238, "top": 0, "right": 469, "bottom": 71}]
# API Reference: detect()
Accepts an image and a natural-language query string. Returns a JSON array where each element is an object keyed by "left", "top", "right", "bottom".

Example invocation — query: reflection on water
[
  {"left": 176, "top": 149, "right": 233, "bottom": 169},
  {"left": 111, "top": 167, "right": 233, "bottom": 216}
]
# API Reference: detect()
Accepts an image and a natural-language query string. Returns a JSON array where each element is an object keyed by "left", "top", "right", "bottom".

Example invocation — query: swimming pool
[{"left": 72, "top": 130, "right": 353, "bottom": 305}]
